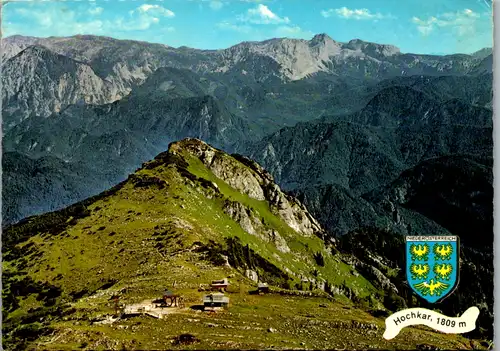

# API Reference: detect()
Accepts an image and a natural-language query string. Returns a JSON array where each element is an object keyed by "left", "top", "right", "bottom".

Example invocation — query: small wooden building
[
  {"left": 211, "top": 278, "right": 229, "bottom": 292},
  {"left": 203, "top": 293, "right": 229, "bottom": 311},
  {"left": 258, "top": 282, "right": 269, "bottom": 294}
]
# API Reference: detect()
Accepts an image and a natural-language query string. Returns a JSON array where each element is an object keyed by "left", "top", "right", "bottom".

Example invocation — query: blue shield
[{"left": 406, "top": 235, "right": 459, "bottom": 303}]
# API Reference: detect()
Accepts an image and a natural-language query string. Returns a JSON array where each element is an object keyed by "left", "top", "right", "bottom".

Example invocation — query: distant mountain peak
[
  {"left": 472, "top": 47, "right": 493, "bottom": 60},
  {"left": 10, "top": 44, "right": 81, "bottom": 67},
  {"left": 344, "top": 38, "right": 400, "bottom": 56},
  {"left": 310, "top": 33, "right": 335, "bottom": 44},
  {"left": 347, "top": 38, "right": 363, "bottom": 44}
]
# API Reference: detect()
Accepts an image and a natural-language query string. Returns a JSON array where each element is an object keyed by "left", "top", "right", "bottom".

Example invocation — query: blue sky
[{"left": 2, "top": 0, "right": 493, "bottom": 54}]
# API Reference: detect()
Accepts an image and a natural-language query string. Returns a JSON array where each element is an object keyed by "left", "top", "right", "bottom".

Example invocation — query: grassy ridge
[{"left": 2, "top": 140, "right": 487, "bottom": 350}]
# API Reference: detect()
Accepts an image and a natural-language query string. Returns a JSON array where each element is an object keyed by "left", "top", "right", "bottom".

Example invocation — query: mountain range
[
  {"left": 2, "top": 34, "right": 492, "bottom": 223},
  {"left": 2, "top": 33, "right": 494, "bottom": 346}
]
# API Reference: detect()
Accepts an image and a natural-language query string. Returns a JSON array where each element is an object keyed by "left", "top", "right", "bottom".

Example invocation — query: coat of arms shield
[{"left": 406, "top": 235, "right": 459, "bottom": 303}]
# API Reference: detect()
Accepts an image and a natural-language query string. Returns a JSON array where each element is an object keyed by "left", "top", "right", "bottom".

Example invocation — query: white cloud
[
  {"left": 195, "top": 0, "right": 268, "bottom": 3},
  {"left": 14, "top": 7, "right": 105, "bottom": 34},
  {"left": 217, "top": 21, "right": 313, "bottom": 41},
  {"left": 274, "top": 25, "right": 314, "bottom": 38},
  {"left": 239, "top": 4, "right": 290, "bottom": 24},
  {"left": 217, "top": 3, "right": 313, "bottom": 40},
  {"left": 122, "top": 4, "right": 175, "bottom": 31},
  {"left": 135, "top": 4, "right": 175, "bottom": 18},
  {"left": 88, "top": 6, "right": 103, "bottom": 16},
  {"left": 276, "top": 25, "right": 303, "bottom": 34},
  {"left": 321, "top": 7, "right": 390, "bottom": 20},
  {"left": 217, "top": 21, "right": 252, "bottom": 33},
  {"left": 209, "top": 1, "right": 224, "bottom": 10},
  {"left": 188, "top": 0, "right": 270, "bottom": 11},
  {"left": 10, "top": 3, "right": 175, "bottom": 37},
  {"left": 411, "top": 9, "right": 482, "bottom": 36}
]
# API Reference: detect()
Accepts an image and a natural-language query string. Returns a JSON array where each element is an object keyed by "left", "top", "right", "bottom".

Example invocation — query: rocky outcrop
[
  {"left": 222, "top": 199, "right": 291, "bottom": 253},
  {"left": 172, "top": 138, "right": 326, "bottom": 240},
  {"left": 2, "top": 34, "right": 492, "bottom": 226},
  {"left": 245, "top": 270, "right": 259, "bottom": 282},
  {"left": 223, "top": 200, "right": 264, "bottom": 236},
  {"left": 263, "top": 182, "right": 325, "bottom": 238}
]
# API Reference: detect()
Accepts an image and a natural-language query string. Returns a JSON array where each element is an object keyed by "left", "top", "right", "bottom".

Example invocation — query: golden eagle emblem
[
  {"left": 433, "top": 243, "right": 453, "bottom": 260},
  {"left": 409, "top": 243, "right": 430, "bottom": 261},
  {"left": 413, "top": 279, "right": 450, "bottom": 296},
  {"left": 433, "top": 263, "right": 453, "bottom": 280},
  {"left": 410, "top": 263, "right": 430, "bottom": 280}
]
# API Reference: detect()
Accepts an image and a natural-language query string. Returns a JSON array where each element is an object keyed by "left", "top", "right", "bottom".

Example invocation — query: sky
[{"left": 2, "top": 0, "right": 494, "bottom": 55}]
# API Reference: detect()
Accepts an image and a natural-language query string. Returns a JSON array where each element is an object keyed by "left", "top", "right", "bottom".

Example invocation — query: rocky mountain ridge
[{"left": 2, "top": 34, "right": 491, "bottom": 122}]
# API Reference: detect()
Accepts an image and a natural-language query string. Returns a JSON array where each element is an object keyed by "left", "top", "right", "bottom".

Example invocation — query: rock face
[
  {"left": 219, "top": 34, "right": 402, "bottom": 81},
  {"left": 223, "top": 201, "right": 292, "bottom": 253},
  {"left": 2, "top": 33, "right": 493, "bottom": 340},
  {"left": 2, "top": 46, "right": 119, "bottom": 130},
  {"left": 0, "top": 35, "right": 39, "bottom": 62},
  {"left": 172, "top": 138, "right": 326, "bottom": 240},
  {"left": 245, "top": 270, "right": 259, "bottom": 282}
]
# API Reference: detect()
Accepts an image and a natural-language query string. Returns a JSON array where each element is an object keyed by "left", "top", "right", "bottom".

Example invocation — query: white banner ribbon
[{"left": 383, "top": 306, "right": 480, "bottom": 340}]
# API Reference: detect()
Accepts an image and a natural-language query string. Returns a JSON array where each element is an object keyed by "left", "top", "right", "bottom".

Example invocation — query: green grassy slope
[{"left": 2, "top": 139, "right": 486, "bottom": 350}]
